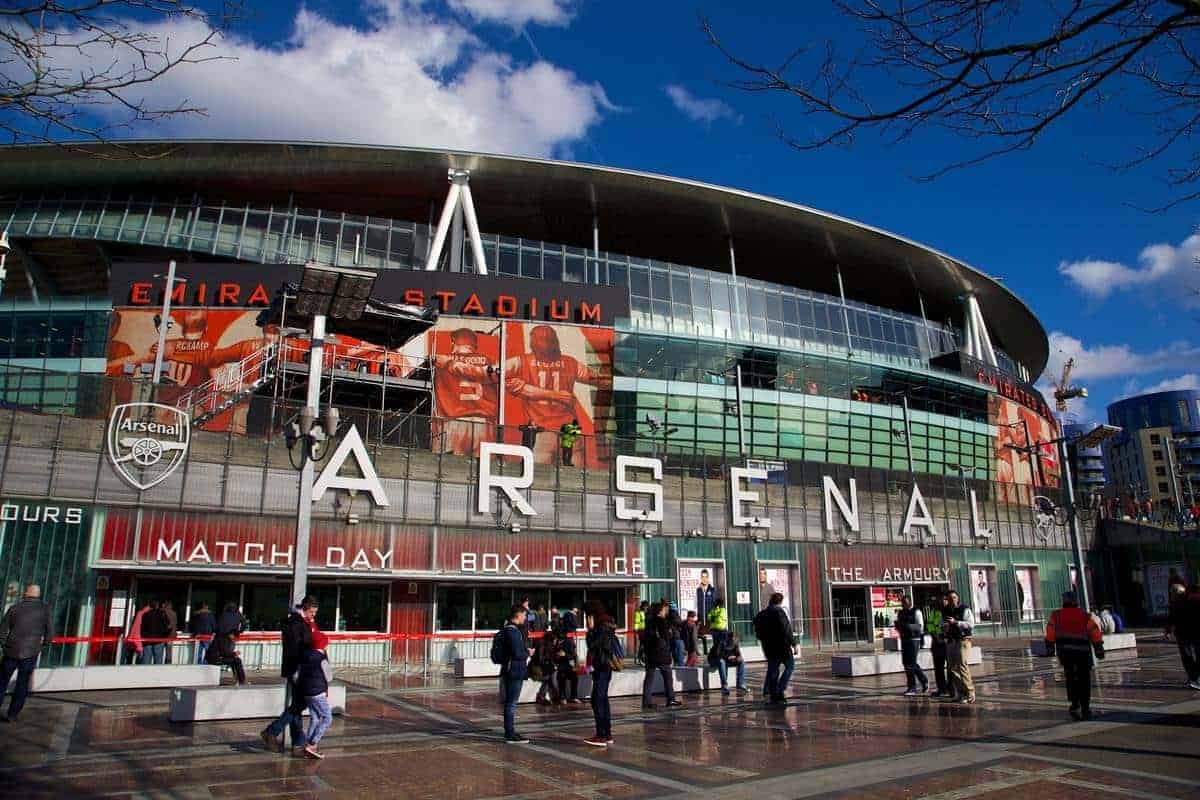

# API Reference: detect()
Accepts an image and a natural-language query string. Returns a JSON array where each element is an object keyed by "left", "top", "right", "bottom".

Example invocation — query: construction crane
[{"left": 1052, "top": 357, "right": 1088, "bottom": 412}]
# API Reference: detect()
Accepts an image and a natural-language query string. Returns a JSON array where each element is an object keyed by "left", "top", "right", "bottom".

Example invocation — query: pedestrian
[
  {"left": 188, "top": 602, "right": 216, "bottom": 664},
  {"left": 1168, "top": 583, "right": 1200, "bottom": 689},
  {"left": 296, "top": 629, "right": 334, "bottom": 759},
  {"left": 707, "top": 595, "right": 729, "bottom": 655},
  {"left": 711, "top": 629, "right": 749, "bottom": 695},
  {"left": 926, "top": 592, "right": 950, "bottom": 697},
  {"left": 1097, "top": 605, "right": 1117, "bottom": 635},
  {"left": 162, "top": 600, "right": 178, "bottom": 663},
  {"left": 518, "top": 596, "right": 533, "bottom": 643},
  {"left": 125, "top": 602, "right": 149, "bottom": 665},
  {"left": 558, "top": 418, "right": 582, "bottom": 466},
  {"left": 555, "top": 621, "right": 580, "bottom": 704},
  {"left": 641, "top": 602, "right": 680, "bottom": 709},
  {"left": 0, "top": 584, "right": 53, "bottom": 723},
  {"left": 1044, "top": 591, "right": 1104, "bottom": 720},
  {"left": 532, "top": 624, "right": 560, "bottom": 705},
  {"left": 139, "top": 600, "right": 172, "bottom": 665},
  {"left": 682, "top": 611, "right": 699, "bottom": 667},
  {"left": 666, "top": 602, "right": 686, "bottom": 667},
  {"left": 496, "top": 604, "right": 531, "bottom": 743},
  {"left": 942, "top": 590, "right": 976, "bottom": 704},
  {"left": 530, "top": 603, "right": 549, "bottom": 634},
  {"left": 584, "top": 608, "right": 622, "bottom": 747},
  {"left": 754, "top": 592, "right": 796, "bottom": 705},
  {"left": 261, "top": 596, "right": 318, "bottom": 752},
  {"left": 205, "top": 602, "right": 247, "bottom": 684},
  {"left": 894, "top": 594, "right": 928, "bottom": 697},
  {"left": 633, "top": 600, "right": 648, "bottom": 666}
]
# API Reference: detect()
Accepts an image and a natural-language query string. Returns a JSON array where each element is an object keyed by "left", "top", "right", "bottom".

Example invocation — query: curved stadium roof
[{"left": 0, "top": 140, "right": 1049, "bottom": 374}]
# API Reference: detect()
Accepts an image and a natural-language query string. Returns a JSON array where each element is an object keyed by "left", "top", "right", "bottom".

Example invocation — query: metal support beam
[
  {"left": 7, "top": 239, "right": 56, "bottom": 302},
  {"left": 425, "top": 170, "right": 488, "bottom": 275}
]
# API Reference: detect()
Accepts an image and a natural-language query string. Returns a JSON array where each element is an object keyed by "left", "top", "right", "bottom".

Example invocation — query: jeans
[
  {"left": 931, "top": 640, "right": 949, "bottom": 693},
  {"left": 764, "top": 654, "right": 794, "bottom": 700},
  {"left": 591, "top": 669, "right": 612, "bottom": 739},
  {"left": 1059, "top": 650, "right": 1093, "bottom": 713},
  {"left": 500, "top": 674, "right": 523, "bottom": 737},
  {"left": 1178, "top": 638, "right": 1200, "bottom": 682},
  {"left": 141, "top": 643, "right": 165, "bottom": 665},
  {"left": 305, "top": 693, "right": 333, "bottom": 746},
  {"left": 714, "top": 658, "right": 746, "bottom": 691},
  {"left": 672, "top": 639, "right": 686, "bottom": 667},
  {"left": 0, "top": 656, "right": 37, "bottom": 719},
  {"left": 642, "top": 665, "right": 675, "bottom": 706},
  {"left": 901, "top": 638, "right": 928, "bottom": 691},
  {"left": 195, "top": 641, "right": 210, "bottom": 665},
  {"left": 264, "top": 678, "right": 306, "bottom": 745}
]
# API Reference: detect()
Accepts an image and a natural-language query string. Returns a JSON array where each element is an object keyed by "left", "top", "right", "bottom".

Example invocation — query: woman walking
[{"left": 584, "top": 608, "right": 622, "bottom": 746}]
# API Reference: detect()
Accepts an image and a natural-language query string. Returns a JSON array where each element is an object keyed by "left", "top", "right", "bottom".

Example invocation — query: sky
[{"left": 38, "top": 0, "right": 1199, "bottom": 423}]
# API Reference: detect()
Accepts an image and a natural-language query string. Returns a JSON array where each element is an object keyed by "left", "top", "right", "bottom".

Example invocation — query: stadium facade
[{"left": 0, "top": 141, "right": 1083, "bottom": 665}]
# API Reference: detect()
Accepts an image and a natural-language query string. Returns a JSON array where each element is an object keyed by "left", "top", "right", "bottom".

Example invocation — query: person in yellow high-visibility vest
[
  {"left": 706, "top": 597, "right": 729, "bottom": 656},
  {"left": 633, "top": 601, "right": 648, "bottom": 665}
]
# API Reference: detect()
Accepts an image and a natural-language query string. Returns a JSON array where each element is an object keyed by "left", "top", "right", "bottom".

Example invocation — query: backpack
[
  {"left": 593, "top": 629, "right": 625, "bottom": 672},
  {"left": 489, "top": 627, "right": 509, "bottom": 666}
]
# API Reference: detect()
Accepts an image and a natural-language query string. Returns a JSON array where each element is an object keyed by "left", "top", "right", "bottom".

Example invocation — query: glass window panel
[
  {"left": 564, "top": 254, "right": 586, "bottom": 283},
  {"left": 630, "top": 266, "right": 650, "bottom": 297},
  {"left": 475, "top": 588, "right": 512, "bottom": 631},
  {"left": 521, "top": 248, "right": 542, "bottom": 279},
  {"left": 650, "top": 269, "right": 670, "bottom": 301},
  {"left": 338, "top": 585, "right": 386, "bottom": 631},
  {"left": 244, "top": 583, "right": 290, "bottom": 632},
  {"left": 498, "top": 246, "right": 519, "bottom": 276},
  {"left": 436, "top": 586, "right": 473, "bottom": 631},
  {"left": 670, "top": 273, "right": 691, "bottom": 305},
  {"left": 543, "top": 250, "right": 564, "bottom": 283}
]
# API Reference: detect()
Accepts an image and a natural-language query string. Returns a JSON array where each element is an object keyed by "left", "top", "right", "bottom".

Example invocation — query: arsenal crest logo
[{"left": 106, "top": 402, "right": 191, "bottom": 490}]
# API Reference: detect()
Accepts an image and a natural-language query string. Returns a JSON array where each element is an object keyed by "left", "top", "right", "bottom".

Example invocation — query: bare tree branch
[
  {"left": 0, "top": 0, "right": 240, "bottom": 158},
  {"left": 703, "top": 1, "right": 1200, "bottom": 206}
]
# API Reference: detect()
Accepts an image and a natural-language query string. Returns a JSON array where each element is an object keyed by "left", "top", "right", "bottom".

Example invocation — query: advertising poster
[
  {"left": 1014, "top": 567, "right": 1037, "bottom": 621},
  {"left": 759, "top": 565, "right": 795, "bottom": 620},
  {"left": 428, "top": 318, "right": 613, "bottom": 467},
  {"left": 972, "top": 567, "right": 994, "bottom": 622},
  {"left": 990, "top": 395, "right": 1060, "bottom": 491},
  {"left": 1146, "top": 564, "right": 1188, "bottom": 616},
  {"left": 872, "top": 587, "right": 905, "bottom": 640},
  {"left": 678, "top": 562, "right": 720, "bottom": 618}
]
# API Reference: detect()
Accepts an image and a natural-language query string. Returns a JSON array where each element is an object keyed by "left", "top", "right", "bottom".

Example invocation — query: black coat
[
  {"left": 139, "top": 608, "right": 172, "bottom": 640},
  {"left": 188, "top": 610, "right": 215, "bottom": 636},
  {"left": 280, "top": 611, "right": 314, "bottom": 678},
  {"left": 0, "top": 599, "right": 53, "bottom": 660},
  {"left": 642, "top": 616, "right": 673, "bottom": 667},
  {"left": 294, "top": 649, "right": 329, "bottom": 697},
  {"left": 681, "top": 622, "right": 698, "bottom": 654},
  {"left": 754, "top": 605, "right": 794, "bottom": 660}
]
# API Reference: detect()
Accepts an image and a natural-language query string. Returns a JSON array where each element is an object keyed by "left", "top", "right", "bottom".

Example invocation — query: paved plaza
[{"left": 1, "top": 637, "right": 1197, "bottom": 799}]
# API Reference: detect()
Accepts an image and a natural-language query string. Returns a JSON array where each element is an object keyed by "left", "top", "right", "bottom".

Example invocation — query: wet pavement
[{"left": 1, "top": 636, "right": 1197, "bottom": 798}]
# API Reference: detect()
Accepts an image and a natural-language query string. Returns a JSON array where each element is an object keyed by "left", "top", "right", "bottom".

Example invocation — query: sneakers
[
  {"left": 958, "top": 695, "right": 976, "bottom": 705},
  {"left": 667, "top": 700, "right": 683, "bottom": 707},
  {"left": 736, "top": 687, "right": 750, "bottom": 695},
  {"left": 302, "top": 744, "right": 324, "bottom": 760},
  {"left": 1069, "top": 705, "right": 1082, "bottom": 721},
  {"left": 605, "top": 737, "right": 615, "bottom": 744},
  {"left": 260, "top": 730, "right": 282, "bottom": 752},
  {"left": 567, "top": 698, "right": 582, "bottom": 705},
  {"left": 1187, "top": 680, "right": 1200, "bottom": 690},
  {"left": 721, "top": 688, "right": 731, "bottom": 696},
  {"left": 583, "top": 736, "right": 609, "bottom": 747},
  {"left": 505, "top": 733, "right": 531, "bottom": 744},
  {"left": 928, "top": 689, "right": 944, "bottom": 697},
  {"left": 902, "top": 690, "right": 919, "bottom": 697}
]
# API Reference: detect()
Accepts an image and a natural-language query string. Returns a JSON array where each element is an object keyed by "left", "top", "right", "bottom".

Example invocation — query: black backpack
[{"left": 490, "top": 627, "right": 509, "bottom": 665}]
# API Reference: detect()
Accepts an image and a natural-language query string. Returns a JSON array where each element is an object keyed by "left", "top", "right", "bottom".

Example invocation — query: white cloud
[
  {"left": 1117, "top": 373, "right": 1200, "bottom": 399},
  {"left": 1043, "top": 331, "right": 1200, "bottom": 382},
  {"left": 665, "top": 85, "right": 740, "bottom": 125},
  {"left": 447, "top": 0, "right": 575, "bottom": 28},
  {"left": 54, "top": 2, "right": 609, "bottom": 158},
  {"left": 1059, "top": 232, "right": 1200, "bottom": 306}
]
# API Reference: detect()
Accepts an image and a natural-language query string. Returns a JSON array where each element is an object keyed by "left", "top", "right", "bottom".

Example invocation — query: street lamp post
[
  {"left": 151, "top": 260, "right": 187, "bottom": 385},
  {"left": 1053, "top": 424, "right": 1122, "bottom": 614},
  {"left": 0, "top": 230, "right": 9, "bottom": 299}
]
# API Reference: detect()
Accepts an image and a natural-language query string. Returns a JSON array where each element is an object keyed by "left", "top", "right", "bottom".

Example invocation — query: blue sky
[{"left": 68, "top": 0, "right": 1199, "bottom": 422}]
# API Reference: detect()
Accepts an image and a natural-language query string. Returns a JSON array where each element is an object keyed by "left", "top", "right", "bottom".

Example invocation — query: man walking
[
  {"left": 926, "top": 592, "right": 950, "bottom": 697},
  {"left": 1168, "top": 583, "right": 1200, "bottom": 689},
  {"left": 261, "top": 596, "right": 318, "bottom": 752},
  {"left": 754, "top": 593, "right": 796, "bottom": 705},
  {"left": 0, "top": 584, "right": 53, "bottom": 722},
  {"left": 943, "top": 590, "right": 976, "bottom": 704},
  {"left": 894, "top": 595, "right": 928, "bottom": 696},
  {"left": 1045, "top": 591, "right": 1104, "bottom": 720},
  {"left": 188, "top": 602, "right": 216, "bottom": 664},
  {"left": 641, "top": 602, "right": 680, "bottom": 709},
  {"left": 497, "top": 604, "right": 530, "bottom": 743}
]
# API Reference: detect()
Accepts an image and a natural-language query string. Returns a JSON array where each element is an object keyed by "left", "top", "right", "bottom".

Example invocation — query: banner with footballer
[{"left": 429, "top": 319, "right": 613, "bottom": 467}]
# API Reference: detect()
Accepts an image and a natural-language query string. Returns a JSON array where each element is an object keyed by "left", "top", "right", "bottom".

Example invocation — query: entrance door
[{"left": 831, "top": 587, "right": 869, "bottom": 643}]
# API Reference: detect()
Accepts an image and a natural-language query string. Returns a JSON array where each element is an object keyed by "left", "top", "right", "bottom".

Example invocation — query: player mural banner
[
  {"left": 990, "top": 395, "right": 1060, "bottom": 492},
  {"left": 429, "top": 317, "right": 613, "bottom": 468}
]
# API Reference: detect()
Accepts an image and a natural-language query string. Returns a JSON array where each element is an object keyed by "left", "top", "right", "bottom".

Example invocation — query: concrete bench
[
  {"left": 883, "top": 636, "right": 932, "bottom": 651},
  {"left": 517, "top": 666, "right": 705, "bottom": 704},
  {"left": 1029, "top": 633, "right": 1137, "bottom": 657},
  {"left": 455, "top": 657, "right": 501, "bottom": 678},
  {"left": 831, "top": 647, "right": 982, "bottom": 678},
  {"left": 6, "top": 665, "right": 221, "bottom": 694},
  {"left": 168, "top": 683, "right": 348, "bottom": 722}
]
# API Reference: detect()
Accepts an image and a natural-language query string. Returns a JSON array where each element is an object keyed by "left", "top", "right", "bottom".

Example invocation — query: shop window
[
  {"left": 586, "top": 588, "right": 627, "bottom": 628},
  {"left": 310, "top": 585, "right": 339, "bottom": 632},
  {"left": 436, "top": 586, "right": 473, "bottom": 631},
  {"left": 133, "top": 578, "right": 190, "bottom": 634},
  {"left": 244, "top": 583, "right": 290, "bottom": 632},
  {"left": 1013, "top": 566, "right": 1040, "bottom": 622},
  {"left": 552, "top": 588, "right": 586, "bottom": 618},
  {"left": 968, "top": 565, "right": 999, "bottom": 623},
  {"left": 475, "top": 587, "right": 512, "bottom": 631},
  {"left": 338, "top": 585, "right": 386, "bottom": 631},
  {"left": 188, "top": 581, "right": 242, "bottom": 623}
]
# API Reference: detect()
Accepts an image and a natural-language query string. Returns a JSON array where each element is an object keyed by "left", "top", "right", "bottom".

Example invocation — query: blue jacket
[
  {"left": 295, "top": 649, "right": 329, "bottom": 697},
  {"left": 500, "top": 623, "right": 529, "bottom": 680}
]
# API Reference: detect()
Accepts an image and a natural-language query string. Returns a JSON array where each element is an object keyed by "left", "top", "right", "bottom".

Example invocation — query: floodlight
[
  {"left": 294, "top": 264, "right": 377, "bottom": 320},
  {"left": 1076, "top": 424, "right": 1121, "bottom": 449}
]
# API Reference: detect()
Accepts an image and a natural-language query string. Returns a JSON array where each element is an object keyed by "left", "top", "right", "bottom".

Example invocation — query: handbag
[{"left": 685, "top": 652, "right": 698, "bottom": 668}]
